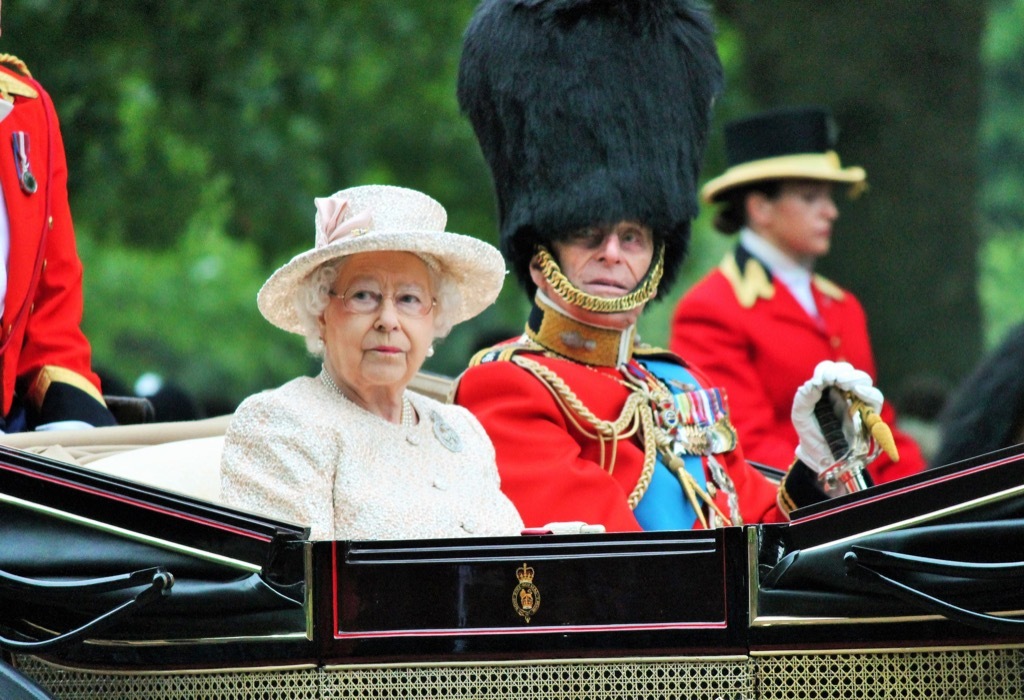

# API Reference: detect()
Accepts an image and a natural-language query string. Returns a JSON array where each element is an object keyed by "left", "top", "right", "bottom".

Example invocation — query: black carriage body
[
  {"left": 2, "top": 442, "right": 1024, "bottom": 698},
  {"left": 752, "top": 443, "right": 1024, "bottom": 651},
  {"left": 319, "top": 528, "right": 747, "bottom": 662},
  {"left": 0, "top": 445, "right": 313, "bottom": 668}
]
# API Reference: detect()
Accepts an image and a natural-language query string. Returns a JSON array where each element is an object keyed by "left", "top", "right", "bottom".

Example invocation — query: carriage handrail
[
  {"left": 845, "top": 546, "right": 1024, "bottom": 635},
  {"left": 0, "top": 567, "right": 173, "bottom": 653}
]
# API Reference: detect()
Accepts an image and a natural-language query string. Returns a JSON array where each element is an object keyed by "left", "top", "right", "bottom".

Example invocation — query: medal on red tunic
[
  {"left": 629, "top": 360, "right": 744, "bottom": 527},
  {"left": 11, "top": 131, "right": 37, "bottom": 194}
]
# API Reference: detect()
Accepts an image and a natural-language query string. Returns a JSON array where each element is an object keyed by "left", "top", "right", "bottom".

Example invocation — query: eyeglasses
[
  {"left": 328, "top": 287, "right": 436, "bottom": 318},
  {"left": 559, "top": 224, "right": 654, "bottom": 251}
]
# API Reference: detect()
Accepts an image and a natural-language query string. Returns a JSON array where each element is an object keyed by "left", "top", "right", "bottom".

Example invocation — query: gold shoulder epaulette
[
  {"left": 467, "top": 337, "right": 539, "bottom": 367},
  {"left": 812, "top": 273, "right": 846, "bottom": 301},
  {"left": 0, "top": 53, "right": 32, "bottom": 78},
  {"left": 633, "top": 344, "right": 677, "bottom": 361},
  {"left": 0, "top": 54, "right": 38, "bottom": 101},
  {"left": 454, "top": 338, "right": 539, "bottom": 404},
  {"left": 719, "top": 251, "right": 774, "bottom": 309}
]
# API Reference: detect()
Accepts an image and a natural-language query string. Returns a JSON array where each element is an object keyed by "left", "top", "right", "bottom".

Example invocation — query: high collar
[
  {"left": 739, "top": 227, "right": 815, "bottom": 276},
  {"left": 526, "top": 292, "right": 636, "bottom": 367}
]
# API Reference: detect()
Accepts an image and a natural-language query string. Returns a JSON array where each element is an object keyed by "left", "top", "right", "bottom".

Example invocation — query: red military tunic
[
  {"left": 453, "top": 299, "right": 815, "bottom": 532},
  {"left": 671, "top": 247, "right": 924, "bottom": 483},
  {"left": 0, "top": 59, "right": 111, "bottom": 427}
]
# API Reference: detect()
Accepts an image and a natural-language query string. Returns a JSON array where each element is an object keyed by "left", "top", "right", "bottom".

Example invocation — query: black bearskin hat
[{"left": 458, "top": 0, "right": 723, "bottom": 297}]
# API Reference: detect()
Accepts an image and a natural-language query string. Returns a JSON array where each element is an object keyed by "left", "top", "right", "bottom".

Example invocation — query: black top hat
[
  {"left": 457, "top": 0, "right": 724, "bottom": 297},
  {"left": 702, "top": 106, "right": 866, "bottom": 203}
]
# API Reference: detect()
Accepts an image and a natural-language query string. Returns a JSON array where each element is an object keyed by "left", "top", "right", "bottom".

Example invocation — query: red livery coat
[
  {"left": 0, "top": 61, "right": 109, "bottom": 425},
  {"left": 454, "top": 349, "right": 790, "bottom": 531},
  {"left": 670, "top": 251, "right": 924, "bottom": 483}
]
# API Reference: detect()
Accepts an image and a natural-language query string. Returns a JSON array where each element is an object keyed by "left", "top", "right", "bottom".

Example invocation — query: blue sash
[{"left": 632, "top": 360, "right": 730, "bottom": 531}]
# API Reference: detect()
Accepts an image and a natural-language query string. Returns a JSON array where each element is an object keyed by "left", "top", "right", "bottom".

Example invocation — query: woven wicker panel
[
  {"left": 16, "top": 656, "right": 753, "bottom": 700},
  {"left": 13, "top": 657, "right": 321, "bottom": 700},
  {"left": 19, "top": 649, "right": 1023, "bottom": 700},
  {"left": 756, "top": 648, "right": 1024, "bottom": 700},
  {"left": 320, "top": 658, "right": 753, "bottom": 699}
]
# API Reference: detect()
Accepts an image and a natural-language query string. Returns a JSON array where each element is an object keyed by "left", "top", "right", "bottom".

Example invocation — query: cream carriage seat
[
  {"left": 0, "top": 371, "right": 456, "bottom": 505},
  {"left": 0, "top": 416, "right": 231, "bottom": 503}
]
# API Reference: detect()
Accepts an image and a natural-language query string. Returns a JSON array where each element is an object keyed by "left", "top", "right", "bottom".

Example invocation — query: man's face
[{"left": 530, "top": 220, "right": 655, "bottom": 330}]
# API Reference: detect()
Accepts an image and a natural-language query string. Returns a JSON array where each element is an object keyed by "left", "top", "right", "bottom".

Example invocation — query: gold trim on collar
[
  {"left": 0, "top": 53, "right": 33, "bottom": 78},
  {"left": 527, "top": 294, "right": 636, "bottom": 367},
  {"left": 0, "top": 57, "right": 38, "bottom": 102},
  {"left": 719, "top": 252, "right": 774, "bottom": 309},
  {"left": 813, "top": 274, "right": 846, "bottom": 301}
]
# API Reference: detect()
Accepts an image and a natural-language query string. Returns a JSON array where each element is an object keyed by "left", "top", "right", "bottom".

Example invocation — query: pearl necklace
[{"left": 320, "top": 367, "right": 415, "bottom": 427}]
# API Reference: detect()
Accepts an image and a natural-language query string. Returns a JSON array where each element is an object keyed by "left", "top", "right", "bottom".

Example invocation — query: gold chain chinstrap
[{"left": 535, "top": 245, "right": 665, "bottom": 314}]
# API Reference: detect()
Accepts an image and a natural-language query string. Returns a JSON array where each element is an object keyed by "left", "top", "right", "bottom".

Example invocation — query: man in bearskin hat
[
  {"left": 0, "top": 3, "right": 115, "bottom": 431},
  {"left": 453, "top": 0, "right": 890, "bottom": 530}
]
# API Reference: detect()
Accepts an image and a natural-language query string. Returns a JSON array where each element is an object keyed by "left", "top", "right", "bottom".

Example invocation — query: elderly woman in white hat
[{"left": 221, "top": 185, "right": 524, "bottom": 540}]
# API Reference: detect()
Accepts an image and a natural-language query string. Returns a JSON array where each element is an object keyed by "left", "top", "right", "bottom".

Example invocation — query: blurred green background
[{"left": 2, "top": 0, "right": 1021, "bottom": 416}]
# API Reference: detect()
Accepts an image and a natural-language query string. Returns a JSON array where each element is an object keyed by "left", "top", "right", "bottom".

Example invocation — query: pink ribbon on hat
[{"left": 314, "top": 197, "right": 375, "bottom": 247}]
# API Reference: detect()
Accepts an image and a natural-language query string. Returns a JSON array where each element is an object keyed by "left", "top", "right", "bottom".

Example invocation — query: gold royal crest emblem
[{"left": 512, "top": 562, "right": 541, "bottom": 623}]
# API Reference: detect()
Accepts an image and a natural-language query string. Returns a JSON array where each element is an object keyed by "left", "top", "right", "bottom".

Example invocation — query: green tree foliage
[
  {"left": 2, "top": 0, "right": 523, "bottom": 410},
  {"left": 0, "top": 1, "right": 1016, "bottom": 414},
  {"left": 979, "top": 0, "right": 1024, "bottom": 347},
  {"left": 8, "top": 1, "right": 491, "bottom": 257}
]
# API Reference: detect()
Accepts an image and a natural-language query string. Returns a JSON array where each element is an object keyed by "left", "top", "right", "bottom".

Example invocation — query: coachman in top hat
[
  {"left": 454, "top": 0, "right": 896, "bottom": 531},
  {"left": 671, "top": 106, "right": 925, "bottom": 484}
]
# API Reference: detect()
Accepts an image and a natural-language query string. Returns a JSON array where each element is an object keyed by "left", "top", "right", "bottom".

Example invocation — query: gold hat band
[{"left": 701, "top": 151, "right": 867, "bottom": 203}]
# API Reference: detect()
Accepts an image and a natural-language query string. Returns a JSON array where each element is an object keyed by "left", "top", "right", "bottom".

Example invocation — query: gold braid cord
[
  {"left": 511, "top": 356, "right": 655, "bottom": 507},
  {"left": 776, "top": 471, "right": 799, "bottom": 518},
  {"left": 535, "top": 245, "right": 664, "bottom": 314},
  {"left": 511, "top": 355, "right": 726, "bottom": 523},
  {"left": 0, "top": 54, "right": 32, "bottom": 77}
]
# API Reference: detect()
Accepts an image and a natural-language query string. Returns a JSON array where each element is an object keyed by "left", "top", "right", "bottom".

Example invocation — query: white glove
[
  {"left": 522, "top": 522, "right": 607, "bottom": 535},
  {"left": 791, "top": 360, "right": 883, "bottom": 473},
  {"left": 34, "top": 420, "right": 94, "bottom": 432}
]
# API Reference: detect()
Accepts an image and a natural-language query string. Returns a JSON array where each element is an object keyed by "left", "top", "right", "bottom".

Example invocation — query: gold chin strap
[{"left": 535, "top": 245, "right": 665, "bottom": 314}]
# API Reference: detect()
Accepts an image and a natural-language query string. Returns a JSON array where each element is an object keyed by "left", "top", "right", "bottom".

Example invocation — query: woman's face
[
  {"left": 749, "top": 181, "right": 839, "bottom": 263},
  {"left": 531, "top": 220, "right": 655, "bottom": 330},
  {"left": 319, "top": 251, "right": 436, "bottom": 396}
]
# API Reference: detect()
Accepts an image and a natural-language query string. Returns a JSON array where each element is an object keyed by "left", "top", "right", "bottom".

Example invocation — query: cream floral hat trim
[{"left": 257, "top": 185, "right": 506, "bottom": 334}]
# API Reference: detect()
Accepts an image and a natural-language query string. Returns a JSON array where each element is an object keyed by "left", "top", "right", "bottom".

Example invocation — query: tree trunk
[{"left": 714, "top": 0, "right": 985, "bottom": 400}]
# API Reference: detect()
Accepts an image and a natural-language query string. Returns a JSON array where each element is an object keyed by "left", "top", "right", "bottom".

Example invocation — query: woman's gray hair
[{"left": 293, "top": 254, "right": 463, "bottom": 357}]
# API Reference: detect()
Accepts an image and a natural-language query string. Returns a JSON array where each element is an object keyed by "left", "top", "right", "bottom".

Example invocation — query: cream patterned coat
[{"left": 221, "top": 373, "right": 524, "bottom": 541}]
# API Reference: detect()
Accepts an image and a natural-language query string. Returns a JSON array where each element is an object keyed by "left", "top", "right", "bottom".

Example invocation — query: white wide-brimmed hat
[{"left": 257, "top": 185, "right": 506, "bottom": 334}]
